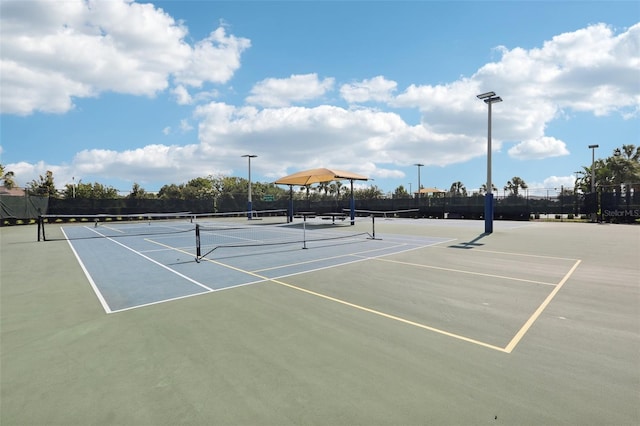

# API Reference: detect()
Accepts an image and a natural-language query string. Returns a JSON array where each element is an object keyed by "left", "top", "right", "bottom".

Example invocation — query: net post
[
  {"left": 371, "top": 214, "right": 375, "bottom": 239},
  {"left": 195, "top": 224, "right": 201, "bottom": 259},
  {"left": 37, "top": 215, "right": 42, "bottom": 241},
  {"left": 302, "top": 218, "right": 308, "bottom": 249}
]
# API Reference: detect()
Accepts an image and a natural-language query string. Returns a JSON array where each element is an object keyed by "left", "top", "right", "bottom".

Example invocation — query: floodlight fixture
[{"left": 476, "top": 91, "right": 496, "bottom": 99}]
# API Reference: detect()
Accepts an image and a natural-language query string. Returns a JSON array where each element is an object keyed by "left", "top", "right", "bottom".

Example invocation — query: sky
[{"left": 1, "top": 0, "right": 639, "bottom": 197}]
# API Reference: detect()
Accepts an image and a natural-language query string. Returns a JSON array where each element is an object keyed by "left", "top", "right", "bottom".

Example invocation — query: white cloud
[
  {"left": 69, "top": 144, "right": 232, "bottom": 187},
  {"left": 173, "top": 27, "right": 251, "bottom": 87},
  {"left": 193, "top": 102, "right": 483, "bottom": 180},
  {"left": 527, "top": 175, "right": 577, "bottom": 196},
  {"left": 0, "top": 0, "right": 249, "bottom": 115},
  {"left": 6, "top": 161, "right": 69, "bottom": 187},
  {"left": 4, "top": 17, "right": 639, "bottom": 189},
  {"left": 340, "top": 76, "right": 397, "bottom": 103},
  {"left": 246, "top": 74, "right": 335, "bottom": 107},
  {"left": 171, "top": 85, "right": 192, "bottom": 105},
  {"left": 180, "top": 119, "right": 194, "bottom": 132},
  {"left": 508, "top": 137, "right": 570, "bottom": 160},
  {"left": 392, "top": 22, "right": 639, "bottom": 160}
]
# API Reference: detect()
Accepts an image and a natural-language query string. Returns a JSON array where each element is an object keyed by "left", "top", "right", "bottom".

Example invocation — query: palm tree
[
  {"left": 317, "top": 181, "right": 330, "bottom": 198},
  {"left": 330, "top": 181, "right": 343, "bottom": 199},
  {"left": 449, "top": 181, "right": 466, "bottom": 197},
  {"left": 478, "top": 183, "right": 497, "bottom": 195},
  {"left": 606, "top": 144, "right": 640, "bottom": 195},
  {"left": 504, "top": 177, "right": 528, "bottom": 197}
]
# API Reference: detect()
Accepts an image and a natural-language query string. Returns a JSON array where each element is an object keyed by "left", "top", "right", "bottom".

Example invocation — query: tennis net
[
  {"left": 38, "top": 209, "right": 288, "bottom": 241},
  {"left": 195, "top": 215, "right": 375, "bottom": 262}
]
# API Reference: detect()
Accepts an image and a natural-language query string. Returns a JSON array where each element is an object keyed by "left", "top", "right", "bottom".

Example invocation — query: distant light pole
[
  {"left": 242, "top": 154, "right": 257, "bottom": 219},
  {"left": 477, "top": 91, "right": 502, "bottom": 234},
  {"left": 588, "top": 144, "right": 599, "bottom": 222},
  {"left": 414, "top": 163, "right": 424, "bottom": 200},
  {"left": 588, "top": 144, "right": 599, "bottom": 193}
]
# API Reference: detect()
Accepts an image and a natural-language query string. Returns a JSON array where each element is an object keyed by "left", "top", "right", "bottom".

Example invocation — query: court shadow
[{"left": 448, "top": 232, "right": 489, "bottom": 249}]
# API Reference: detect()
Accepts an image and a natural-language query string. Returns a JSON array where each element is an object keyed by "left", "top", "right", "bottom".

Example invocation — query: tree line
[{"left": 2, "top": 144, "right": 638, "bottom": 200}]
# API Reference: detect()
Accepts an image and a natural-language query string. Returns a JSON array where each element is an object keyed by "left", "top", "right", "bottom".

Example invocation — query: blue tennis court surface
[{"left": 62, "top": 222, "right": 451, "bottom": 313}]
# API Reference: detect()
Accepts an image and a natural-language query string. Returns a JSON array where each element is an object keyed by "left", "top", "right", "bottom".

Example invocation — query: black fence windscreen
[{"left": 1, "top": 195, "right": 48, "bottom": 223}]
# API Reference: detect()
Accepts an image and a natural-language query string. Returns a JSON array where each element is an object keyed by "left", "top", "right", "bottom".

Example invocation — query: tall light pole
[
  {"left": 414, "top": 163, "right": 424, "bottom": 200},
  {"left": 477, "top": 91, "right": 502, "bottom": 234},
  {"left": 588, "top": 144, "right": 599, "bottom": 223},
  {"left": 588, "top": 144, "right": 599, "bottom": 193},
  {"left": 242, "top": 154, "right": 257, "bottom": 219}
]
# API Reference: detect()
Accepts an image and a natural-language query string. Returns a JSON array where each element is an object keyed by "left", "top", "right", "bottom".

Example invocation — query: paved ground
[{"left": 1, "top": 219, "right": 638, "bottom": 425}]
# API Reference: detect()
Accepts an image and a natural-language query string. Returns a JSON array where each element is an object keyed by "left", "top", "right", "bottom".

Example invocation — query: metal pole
[
  {"left": 248, "top": 156, "right": 252, "bottom": 219},
  {"left": 588, "top": 144, "right": 599, "bottom": 222},
  {"left": 414, "top": 163, "right": 423, "bottom": 205},
  {"left": 350, "top": 179, "right": 355, "bottom": 225},
  {"left": 487, "top": 100, "right": 492, "bottom": 199},
  {"left": 242, "top": 154, "right": 257, "bottom": 219},
  {"left": 590, "top": 146, "right": 598, "bottom": 193},
  {"left": 477, "top": 91, "right": 501, "bottom": 234},
  {"left": 485, "top": 100, "right": 494, "bottom": 234}
]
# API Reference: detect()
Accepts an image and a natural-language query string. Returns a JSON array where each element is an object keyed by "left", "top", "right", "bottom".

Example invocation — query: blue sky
[{"left": 1, "top": 0, "right": 639, "bottom": 197}]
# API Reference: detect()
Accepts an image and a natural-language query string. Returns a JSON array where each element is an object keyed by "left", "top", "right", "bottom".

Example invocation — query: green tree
[
  {"left": 354, "top": 185, "right": 383, "bottom": 200},
  {"left": 184, "top": 177, "right": 215, "bottom": 199},
  {"left": 478, "top": 183, "right": 498, "bottom": 194},
  {"left": 579, "top": 144, "right": 640, "bottom": 194},
  {"left": 504, "top": 177, "right": 528, "bottom": 197},
  {"left": 127, "top": 182, "right": 155, "bottom": 199},
  {"left": 90, "top": 182, "right": 119, "bottom": 198},
  {"left": 393, "top": 185, "right": 411, "bottom": 199},
  {"left": 329, "top": 181, "right": 344, "bottom": 199},
  {"left": 158, "top": 183, "right": 185, "bottom": 199},
  {"left": 449, "top": 181, "right": 467, "bottom": 197},
  {"left": 27, "top": 170, "right": 57, "bottom": 197},
  {"left": 317, "top": 181, "right": 330, "bottom": 198},
  {"left": 0, "top": 164, "right": 16, "bottom": 189},
  {"left": 603, "top": 145, "right": 640, "bottom": 194}
]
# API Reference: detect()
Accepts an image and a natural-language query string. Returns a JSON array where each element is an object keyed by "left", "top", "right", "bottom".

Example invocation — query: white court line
[
  {"left": 373, "top": 257, "right": 558, "bottom": 287},
  {"left": 69, "top": 226, "right": 215, "bottom": 313},
  {"left": 435, "top": 244, "right": 579, "bottom": 262},
  {"left": 255, "top": 239, "right": 457, "bottom": 284},
  {"left": 62, "top": 227, "right": 112, "bottom": 314},
  {"left": 107, "top": 282, "right": 267, "bottom": 314},
  {"left": 251, "top": 241, "right": 413, "bottom": 273},
  {"left": 98, "top": 224, "right": 126, "bottom": 234}
]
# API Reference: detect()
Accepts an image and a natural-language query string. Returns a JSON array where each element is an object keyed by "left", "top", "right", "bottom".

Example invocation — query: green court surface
[{"left": 1, "top": 219, "right": 638, "bottom": 425}]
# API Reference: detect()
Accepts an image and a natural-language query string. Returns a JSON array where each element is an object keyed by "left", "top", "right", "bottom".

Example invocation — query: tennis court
[
  {"left": 55, "top": 214, "right": 453, "bottom": 313},
  {"left": 1, "top": 216, "right": 638, "bottom": 425}
]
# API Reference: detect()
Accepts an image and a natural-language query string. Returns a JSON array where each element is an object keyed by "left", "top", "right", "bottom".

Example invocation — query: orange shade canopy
[{"left": 274, "top": 168, "right": 368, "bottom": 186}]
